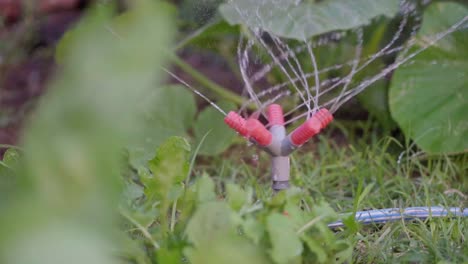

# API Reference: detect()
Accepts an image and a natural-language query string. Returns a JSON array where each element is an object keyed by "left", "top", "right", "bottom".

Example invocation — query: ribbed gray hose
[{"left": 328, "top": 206, "right": 467, "bottom": 228}]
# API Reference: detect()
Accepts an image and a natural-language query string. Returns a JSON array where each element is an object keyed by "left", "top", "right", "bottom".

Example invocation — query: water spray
[
  {"left": 169, "top": 2, "right": 468, "bottom": 227},
  {"left": 225, "top": 104, "right": 333, "bottom": 192}
]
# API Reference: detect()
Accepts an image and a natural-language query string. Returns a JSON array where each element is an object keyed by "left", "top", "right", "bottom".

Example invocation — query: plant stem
[
  {"left": 297, "top": 215, "right": 324, "bottom": 235},
  {"left": 120, "top": 209, "right": 160, "bottom": 250},
  {"left": 170, "top": 55, "right": 246, "bottom": 106},
  {"left": 170, "top": 200, "right": 177, "bottom": 232}
]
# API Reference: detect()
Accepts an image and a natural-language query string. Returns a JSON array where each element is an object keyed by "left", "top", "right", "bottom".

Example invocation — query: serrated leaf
[
  {"left": 389, "top": 2, "right": 468, "bottom": 154},
  {"left": 144, "top": 137, "right": 190, "bottom": 203},
  {"left": 196, "top": 174, "right": 217, "bottom": 203},
  {"left": 220, "top": 0, "right": 399, "bottom": 40},
  {"left": 226, "top": 183, "right": 247, "bottom": 211},
  {"left": 266, "top": 213, "right": 303, "bottom": 264}
]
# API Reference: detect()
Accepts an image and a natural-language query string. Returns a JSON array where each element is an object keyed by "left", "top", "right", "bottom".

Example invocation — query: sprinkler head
[
  {"left": 223, "top": 106, "right": 333, "bottom": 192},
  {"left": 289, "top": 108, "right": 333, "bottom": 146},
  {"left": 246, "top": 118, "right": 272, "bottom": 146},
  {"left": 224, "top": 111, "right": 249, "bottom": 137}
]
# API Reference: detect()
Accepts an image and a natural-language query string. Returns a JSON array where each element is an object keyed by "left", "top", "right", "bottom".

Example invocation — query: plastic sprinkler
[{"left": 224, "top": 104, "right": 333, "bottom": 192}]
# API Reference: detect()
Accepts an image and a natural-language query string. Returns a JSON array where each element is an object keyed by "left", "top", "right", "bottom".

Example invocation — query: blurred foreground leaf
[
  {"left": 185, "top": 201, "right": 269, "bottom": 264},
  {"left": 267, "top": 212, "right": 303, "bottom": 264},
  {"left": 0, "top": 1, "right": 174, "bottom": 263}
]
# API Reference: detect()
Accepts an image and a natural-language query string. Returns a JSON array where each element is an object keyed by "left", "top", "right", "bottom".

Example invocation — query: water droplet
[{"left": 252, "top": 154, "right": 259, "bottom": 162}]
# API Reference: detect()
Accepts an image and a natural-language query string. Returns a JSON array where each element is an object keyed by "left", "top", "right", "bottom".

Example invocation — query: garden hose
[{"left": 327, "top": 206, "right": 468, "bottom": 228}]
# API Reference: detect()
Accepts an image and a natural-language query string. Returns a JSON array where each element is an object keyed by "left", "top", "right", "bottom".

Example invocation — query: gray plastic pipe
[{"left": 327, "top": 206, "right": 468, "bottom": 228}]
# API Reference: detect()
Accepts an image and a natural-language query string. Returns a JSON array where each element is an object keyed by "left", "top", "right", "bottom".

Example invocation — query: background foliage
[{"left": 0, "top": 0, "right": 466, "bottom": 263}]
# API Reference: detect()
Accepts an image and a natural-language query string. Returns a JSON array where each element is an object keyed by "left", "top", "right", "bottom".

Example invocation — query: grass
[{"left": 192, "top": 118, "right": 467, "bottom": 263}]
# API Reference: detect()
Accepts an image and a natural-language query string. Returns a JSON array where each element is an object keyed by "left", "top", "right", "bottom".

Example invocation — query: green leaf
[
  {"left": 196, "top": 174, "right": 217, "bottom": 203},
  {"left": 193, "top": 101, "right": 237, "bottom": 156},
  {"left": 184, "top": 235, "right": 269, "bottom": 264},
  {"left": 185, "top": 202, "right": 268, "bottom": 264},
  {"left": 144, "top": 137, "right": 190, "bottom": 203},
  {"left": 177, "top": 19, "right": 239, "bottom": 50},
  {"left": 266, "top": 212, "right": 303, "bottom": 264},
  {"left": 185, "top": 201, "right": 236, "bottom": 245},
  {"left": 226, "top": 183, "right": 247, "bottom": 211},
  {"left": 357, "top": 80, "right": 396, "bottom": 131},
  {"left": 129, "top": 85, "right": 196, "bottom": 169},
  {"left": 302, "top": 236, "right": 327, "bottom": 263},
  {"left": 156, "top": 247, "right": 183, "bottom": 264},
  {"left": 389, "top": 2, "right": 468, "bottom": 154},
  {"left": 219, "top": 0, "right": 399, "bottom": 40},
  {"left": 2, "top": 148, "right": 20, "bottom": 167},
  {"left": 242, "top": 217, "right": 265, "bottom": 245}
]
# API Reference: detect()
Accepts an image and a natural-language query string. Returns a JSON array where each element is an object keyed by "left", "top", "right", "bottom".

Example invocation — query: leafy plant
[
  {"left": 389, "top": 2, "right": 468, "bottom": 154},
  {"left": 122, "top": 136, "right": 352, "bottom": 264},
  {"left": 0, "top": 1, "right": 174, "bottom": 263}
]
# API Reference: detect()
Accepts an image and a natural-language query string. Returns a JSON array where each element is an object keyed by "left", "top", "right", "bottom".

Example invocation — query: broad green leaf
[
  {"left": 193, "top": 101, "right": 237, "bottom": 155},
  {"left": 220, "top": 0, "right": 399, "bottom": 40},
  {"left": 185, "top": 201, "right": 268, "bottom": 264},
  {"left": 357, "top": 80, "right": 396, "bottom": 130},
  {"left": 389, "top": 2, "right": 468, "bottom": 154},
  {"left": 179, "top": 0, "right": 223, "bottom": 26},
  {"left": 144, "top": 137, "right": 190, "bottom": 203},
  {"left": 266, "top": 212, "right": 303, "bottom": 264},
  {"left": 184, "top": 235, "right": 269, "bottom": 264},
  {"left": 196, "top": 174, "right": 217, "bottom": 203},
  {"left": 177, "top": 18, "right": 239, "bottom": 50},
  {"left": 156, "top": 247, "right": 183, "bottom": 264},
  {"left": 242, "top": 217, "right": 264, "bottom": 245},
  {"left": 185, "top": 201, "right": 235, "bottom": 245},
  {"left": 355, "top": 21, "right": 396, "bottom": 130},
  {"left": 302, "top": 236, "right": 327, "bottom": 263},
  {"left": 226, "top": 183, "right": 247, "bottom": 211},
  {"left": 129, "top": 85, "right": 196, "bottom": 169}
]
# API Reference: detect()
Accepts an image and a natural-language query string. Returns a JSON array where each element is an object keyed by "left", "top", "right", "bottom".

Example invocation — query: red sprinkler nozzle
[
  {"left": 267, "top": 104, "right": 285, "bottom": 126},
  {"left": 246, "top": 118, "right": 272, "bottom": 146},
  {"left": 224, "top": 111, "right": 249, "bottom": 137},
  {"left": 290, "top": 108, "right": 333, "bottom": 146}
]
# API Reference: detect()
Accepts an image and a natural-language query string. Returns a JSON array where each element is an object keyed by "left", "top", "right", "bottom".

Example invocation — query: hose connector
[
  {"left": 224, "top": 111, "right": 249, "bottom": 137},
  {"left": 246, "top": 118, "right": 272, "bottom": 146},
  {"left": 289, "top": 108, "right": 333, "bottom": 146}
]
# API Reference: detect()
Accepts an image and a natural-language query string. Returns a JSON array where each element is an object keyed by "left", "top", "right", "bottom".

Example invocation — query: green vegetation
[{"left": 0, "top": 0, "right": 466, "bottom": 263}]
